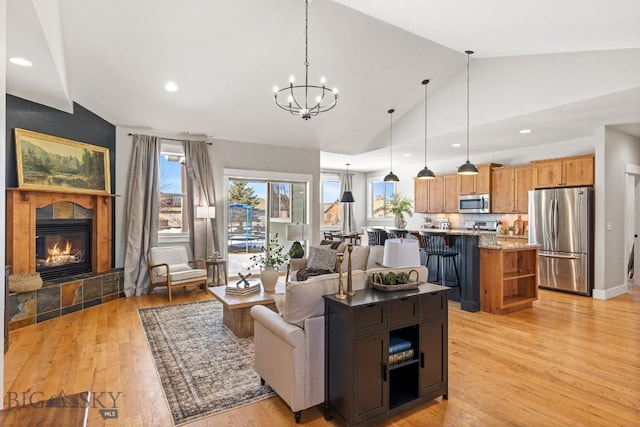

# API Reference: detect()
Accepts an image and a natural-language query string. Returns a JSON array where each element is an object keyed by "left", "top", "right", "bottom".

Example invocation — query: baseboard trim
[{"left": 592, "top": 284, "right": 629, "bottom": 300}]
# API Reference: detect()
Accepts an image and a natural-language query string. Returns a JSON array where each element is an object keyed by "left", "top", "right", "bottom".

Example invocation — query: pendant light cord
[
  {"left": 389, "top": 110, "right": 393, "bottom": 171},
  {"left": 424, "top": 81, "right": 428, "bottom": 167},
  {"left": 466, "top": 51, "right": 471, "bottom": 162}
]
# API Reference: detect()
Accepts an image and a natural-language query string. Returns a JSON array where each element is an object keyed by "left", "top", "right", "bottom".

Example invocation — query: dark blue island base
[{"left": 422, "top": 231, "right": 481, "bottom": 313}]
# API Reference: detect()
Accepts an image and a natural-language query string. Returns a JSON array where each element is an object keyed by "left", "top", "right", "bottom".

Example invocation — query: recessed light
[
  {"left": 403, "top": 153, "right": 412, "bottom": 157},
  {"left": 452, "top": 143, "right": 461, "bottom": 147},
  {"left": 165, "top": 81, "right": 178, "bottom": 92},
  {"left": 9, "top": 57, "right": 32, "bottom": 67},
  {"left": 519, "top": 129, "right": 532, "bottom": 134}
]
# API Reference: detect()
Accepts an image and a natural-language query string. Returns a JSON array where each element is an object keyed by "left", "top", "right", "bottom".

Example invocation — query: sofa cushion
[
  {"left": 284, "top": 270, "right": 367, "bottom": 328},
  {"left": 365, "top": 246, "right": 385, "bottom": 270},
  {"left": 340, "top": 245, "right": 370, "bottom": 272},
  {"left": 307, "top": 246, "right": 338, "bottom": 271},
  {"left": 273, "top": 293, "right": 286, "bottom": 316}
]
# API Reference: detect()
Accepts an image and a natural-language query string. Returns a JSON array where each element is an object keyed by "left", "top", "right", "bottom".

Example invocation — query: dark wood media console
[{"left": 324, "top": 283, "right": 448, "bottom": 426}]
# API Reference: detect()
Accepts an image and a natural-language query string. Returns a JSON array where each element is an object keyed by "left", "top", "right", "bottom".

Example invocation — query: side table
[{"left": 206, "top": 259, "right": 228, "bottom": 287}]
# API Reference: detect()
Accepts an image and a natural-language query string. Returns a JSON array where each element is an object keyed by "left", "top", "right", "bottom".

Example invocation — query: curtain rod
[{"left": 127, "top": 133, "right": 212, "bottom": 145}]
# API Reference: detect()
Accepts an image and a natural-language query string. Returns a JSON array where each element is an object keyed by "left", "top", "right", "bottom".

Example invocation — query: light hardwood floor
[{"left": 4, "top": 286, "right": 639, "bottom": 426}]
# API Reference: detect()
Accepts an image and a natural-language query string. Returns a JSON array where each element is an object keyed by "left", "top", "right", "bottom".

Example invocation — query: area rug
[{"left": 138, "top": 300, "right": 275, "bottom": 425}]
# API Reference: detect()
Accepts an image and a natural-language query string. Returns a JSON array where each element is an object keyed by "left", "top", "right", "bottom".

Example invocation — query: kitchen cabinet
[
  {"left": 459, "top": 163, "right": 500, "bottom": 195},
  {"left": 443, "top": 174, "right": 460, "bottom": 213},
  {"left": 531, "top": 154, "right": 594, "bottom": 188},
  {"left": 480, "top": 246, "right": 538, "bottom": 314},
  {"left": 414, "top": 178, "right": 429, "bottom": 213},
  {"left": 491, "top": 165, "right": 532, "bottom": 213},
  {"left": 414, "top": 174, "right": 459, "bottom": 214},
  {"left": 324, "top": 285, "right": 448, "bottom": 426},
  {"left": 428, "top": 177, "right": 444, "bottom": 213}
]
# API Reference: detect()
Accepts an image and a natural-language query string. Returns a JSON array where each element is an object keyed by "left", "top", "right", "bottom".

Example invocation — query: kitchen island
[
  {"left": 420, "top": 229, "right": 494, "bottom": 312},
  {"left": 479, "top": 244, "right": 538, "bottom": 314}
]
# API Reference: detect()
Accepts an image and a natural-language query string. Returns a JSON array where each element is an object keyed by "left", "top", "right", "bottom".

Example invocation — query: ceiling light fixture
[
  {"left": 165, "top": 81, "right": 178, "bottom": 92},
  {"left": 273, "top": 0, "right": 338, "bottom": 120},
  {"left": 519, "top": 129, "right": 532, "bottom": 134},
  {"left": 9, "top": 57, "right": 32, "bottom": 67},
  {"left": 340, "top": 163, "right": 355, "bottom": 203},
  {"left": 452, "top": 143, "right": 461, "bottom": 147},
  {"left": 384, "top": 109, "right": 399, "bottom": 182},
  {"left": 458, "top": 50, "right": 479, "bottom": 176},
  {"left": 417, "top": 79, "right": 435, "bottom": 180}
]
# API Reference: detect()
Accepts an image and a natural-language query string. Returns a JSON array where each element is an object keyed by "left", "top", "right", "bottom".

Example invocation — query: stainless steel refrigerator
[{"left": 528, "top": 187, "right": 593, "bottom": 295}]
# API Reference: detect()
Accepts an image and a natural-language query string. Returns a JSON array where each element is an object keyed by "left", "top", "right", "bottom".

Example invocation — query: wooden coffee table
[{"left": 209, "top": 280, "right": 284, "bottom": 337}]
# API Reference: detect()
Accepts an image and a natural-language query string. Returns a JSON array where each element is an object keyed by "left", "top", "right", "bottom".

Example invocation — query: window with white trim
[
  {"left": 368, "top": 178, "right": 396, "bottom": 219},
  {"left": 321, "top": 173, "right": 342, "bottom": 229},
  {"left": 159, "top": 143, "right": 189, "bottom": 239}
]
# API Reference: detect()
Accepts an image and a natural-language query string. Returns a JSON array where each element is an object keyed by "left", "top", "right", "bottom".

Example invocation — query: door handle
[
  {"left": 539, "top": 253, "right": 581, "bottom": 260},
  {"left": 381, "top": 363, "right": 388, "bottom": 382}
]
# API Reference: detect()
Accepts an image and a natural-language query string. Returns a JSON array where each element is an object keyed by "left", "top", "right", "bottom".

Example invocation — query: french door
[{"left": 226, "top": 178, "right": 307, "bottom": 278}]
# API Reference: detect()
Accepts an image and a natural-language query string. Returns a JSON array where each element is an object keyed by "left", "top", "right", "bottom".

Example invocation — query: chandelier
[{"left": 273, "top": 0, "right": 338, "bottom": 120}]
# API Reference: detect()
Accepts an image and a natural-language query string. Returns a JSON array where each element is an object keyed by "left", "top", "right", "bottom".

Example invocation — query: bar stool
[
  {"left": 419, "top": 233, "right": 460, "bottom": 288},
  {"left": 366, "top": 229, "right": 388, "bottom": 246}
]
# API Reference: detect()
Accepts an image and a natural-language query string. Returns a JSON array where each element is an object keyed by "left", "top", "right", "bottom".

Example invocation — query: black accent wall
[
  {"left": 5, "top": 94, "right": 117, "bottom": 268},
  {"left": 5, "top": 95, "right": 116, "bottom": 190}
]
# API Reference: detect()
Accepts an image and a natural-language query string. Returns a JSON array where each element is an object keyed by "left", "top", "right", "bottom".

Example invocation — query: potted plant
[
  {"left": 388, "top": 193, "right": 414, "bottom": 229},
  {"left": 250, "top": 233, "right": 289, "bottom": 292}
]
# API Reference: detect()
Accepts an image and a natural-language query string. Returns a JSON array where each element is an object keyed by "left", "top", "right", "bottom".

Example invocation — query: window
[
  {"left": 321, "top": 174, "right": 342, "bottom": 228},
  {"left": 159, "top": 143, "right": 188, "bottom": 236},
  {"left": 368, "top": 179, "right": 396, "bottom": 219}
]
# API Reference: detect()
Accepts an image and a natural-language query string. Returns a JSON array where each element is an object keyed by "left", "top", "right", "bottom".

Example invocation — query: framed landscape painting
[{"left": 14, "top": 128, "right": 111, "bottom": 194}]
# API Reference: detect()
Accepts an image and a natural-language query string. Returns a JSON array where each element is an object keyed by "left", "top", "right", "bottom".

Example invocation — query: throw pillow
[
  {"left": 272, "top": 293, "right": 286, "bottom": 316},
  {"left": 340, "top": 245, "right": 370, "bottom": 272},
  {"left": 307, "top": 246, "right": 338, "bottom": 271}
]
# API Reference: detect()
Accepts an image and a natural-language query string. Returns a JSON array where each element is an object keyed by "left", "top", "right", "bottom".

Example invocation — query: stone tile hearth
[{"left": 7, "top": 270, "right": 124, "bottom": 331}]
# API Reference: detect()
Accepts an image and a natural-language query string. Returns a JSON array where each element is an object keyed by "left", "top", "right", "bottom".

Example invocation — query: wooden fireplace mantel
[{"left": 6, "top": 188, "right": 114, "bottom": 275}]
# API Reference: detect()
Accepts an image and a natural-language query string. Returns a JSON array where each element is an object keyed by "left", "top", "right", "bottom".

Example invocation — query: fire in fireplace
[{"left": 36, "top": 219, "right": 92, "bottom": 281}]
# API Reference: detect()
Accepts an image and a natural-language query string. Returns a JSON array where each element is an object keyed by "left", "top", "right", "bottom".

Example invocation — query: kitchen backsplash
[{"left": 422, "top": 213, "right": 528, "bottom": 230}]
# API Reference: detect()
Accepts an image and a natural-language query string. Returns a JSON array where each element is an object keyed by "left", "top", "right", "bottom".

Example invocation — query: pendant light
[
  {"left": 383, "top": 108, "right": 399, "bottom": 182},
  {"left": 417, "top": 79, "right": 435, "bottom": 179},
  {"left": 457, "top": 50, "right": 479, "bottom": 175},
  {"left": 340, "top": 163, "right": 355, "bottom": 203}
]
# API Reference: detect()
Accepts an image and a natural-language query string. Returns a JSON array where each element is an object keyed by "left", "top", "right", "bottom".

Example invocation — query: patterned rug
[{"left": 138, "top": 300, "right": 275, "bottom": 425}]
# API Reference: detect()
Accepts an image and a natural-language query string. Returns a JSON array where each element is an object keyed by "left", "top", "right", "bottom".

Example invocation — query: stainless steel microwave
[{"left": 459, "top": 194, "right": 490, "bottom": 213}]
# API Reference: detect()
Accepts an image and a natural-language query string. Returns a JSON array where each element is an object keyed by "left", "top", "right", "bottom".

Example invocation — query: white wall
[
  {"left": 593, "top": 127, "right": 640, "bottom": 299},
  {"left": 0, "top": 0, "right": 7, "bottom": 407},
  {"left": 114, "top": 127, "right": 321, "bottom": 267}
]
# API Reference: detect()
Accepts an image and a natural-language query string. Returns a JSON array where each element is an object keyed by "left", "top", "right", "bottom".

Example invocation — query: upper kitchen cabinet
[
  {"left": 414, "top": 174, "right": 459, "bottom": 213},
  {"left": 491, "top": 165, "right": 532, "bottom": 213},
  {"left": 531, "top": 154, "right": 594, "bottom": 188},
  {"left": 414, "top": 178, "right": 430, "bottom": 213},
  {"left": 443, "top": 174, "right": 460, "bottom": 213},
  {"left": 460, "top": 163, "right": 501, "bottom": 195}
]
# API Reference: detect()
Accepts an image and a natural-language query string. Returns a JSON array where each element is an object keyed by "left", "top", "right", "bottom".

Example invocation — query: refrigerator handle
[{"left": 553, "top": 197, "right": 559, "bottom": 251}]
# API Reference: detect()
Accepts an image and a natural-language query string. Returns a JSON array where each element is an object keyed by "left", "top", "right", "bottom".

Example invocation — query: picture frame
[
  {"left": 269, "top": 182, "right": 292, "bottom": 223},
  {"left": 14, "top": 128, "right": 111, "bottom": 194}
]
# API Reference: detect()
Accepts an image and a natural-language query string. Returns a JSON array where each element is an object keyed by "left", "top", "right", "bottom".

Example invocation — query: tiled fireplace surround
[{"left": 6, "top": 188, "right": 122, "bottom": 331}]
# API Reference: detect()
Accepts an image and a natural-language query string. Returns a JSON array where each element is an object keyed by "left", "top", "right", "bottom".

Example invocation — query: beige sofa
[{"left": 250, "top": 244, "right": 427, "bottom": 423}]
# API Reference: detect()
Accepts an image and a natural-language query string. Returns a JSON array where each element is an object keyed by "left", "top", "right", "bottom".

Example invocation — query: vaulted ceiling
[{"left": 6, "top": 0, "right": 640, "bottom": 171}]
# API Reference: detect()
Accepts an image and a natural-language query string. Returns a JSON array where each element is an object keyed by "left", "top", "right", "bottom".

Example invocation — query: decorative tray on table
[{"left": 369, "top": 269, "right": 420, "bottom": 292}]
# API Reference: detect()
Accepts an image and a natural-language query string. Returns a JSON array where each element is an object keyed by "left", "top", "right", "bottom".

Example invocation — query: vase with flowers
[
  {"left": 250, "top": 233, "right": 289, "bottom": 292},
  {"left": 388, "top": 192, "right": 414, "bottom": 229}
]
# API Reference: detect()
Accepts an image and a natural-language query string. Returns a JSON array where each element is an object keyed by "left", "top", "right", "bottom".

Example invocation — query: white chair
[{"left": 147, "top": 246, "right": 207, "bottom": 301}]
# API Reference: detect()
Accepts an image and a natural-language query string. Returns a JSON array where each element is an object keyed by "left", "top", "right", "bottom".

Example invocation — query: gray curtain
[
  {"left": 341, "top": 172, "right": 356, "bottom": 233},
  {"left": 185, "top": 141, "right": 218, "bottom": 260},
  {"left": 123, "top": 135, "right": 160, "bottom": 296}
]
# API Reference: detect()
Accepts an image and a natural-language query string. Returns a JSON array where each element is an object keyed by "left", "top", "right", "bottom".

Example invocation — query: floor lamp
[{"left": 196, "top": 206, "right": 216, "bottom": 259}]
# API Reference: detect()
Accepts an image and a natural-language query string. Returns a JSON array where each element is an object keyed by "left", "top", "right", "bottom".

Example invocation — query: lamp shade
[
  {"left": 286, "top": 223, "right": 309, "bottom": 241},
  {"left": 382, "top": 238, "right": 421, "bottom": 268},
  {"left": 340, "top": 190, "right": 355, "bottom": 203},
  {"left": 196, "top": 206, "right": 216, "bottom": 219}
]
